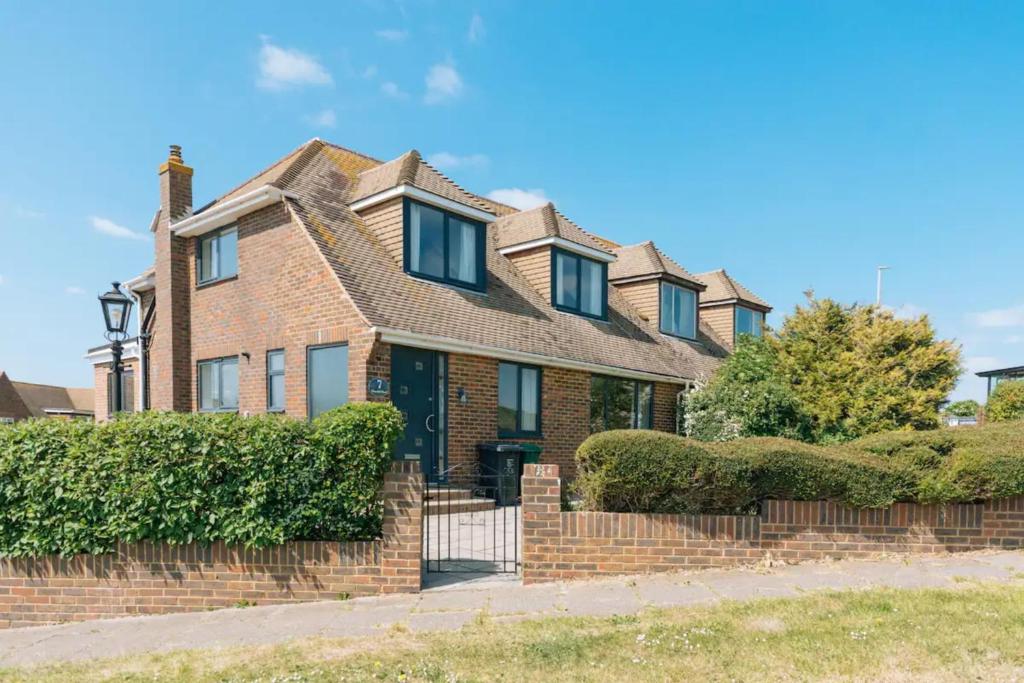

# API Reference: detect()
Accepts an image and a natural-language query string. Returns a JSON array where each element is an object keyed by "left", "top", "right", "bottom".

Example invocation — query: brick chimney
[{"left": 151, "top": 145, "right": 193, "bottom": 411}]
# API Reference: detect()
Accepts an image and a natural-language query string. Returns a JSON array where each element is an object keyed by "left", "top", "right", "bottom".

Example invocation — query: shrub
[
  {"left": 576, "top": 421, "right": 1024, "bottom": 513},
  {"left": 0, "top": 403, "right": 403, "bottom": 557},
  {"left": 946, "top": 400, "right": 980, "bottom": 418},
  {"left": 987, "top": 381, "right": 1024, "bottom": 422},
  {"left": 575, "top": 430, "right": 756, "bottom": 514}
]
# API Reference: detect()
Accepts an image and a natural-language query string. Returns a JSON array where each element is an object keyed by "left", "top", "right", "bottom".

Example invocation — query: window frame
[
  {"left": 305, "top": 342, "right": 350, "bottom": 420},
  {"left": 658, "top": 280, "right": 699, "bottom": 340},
  {"left": 497, "top": 362, "right": 543, "bottom": 438},
  {"left": 734, "top": 305, "right": 765, "bottom": 343},
  {"left": 197, "top": 356, "right": 240, "bottom": 413},
  {"left": 106, "top": 368, "right": 136, "bottom": 417},
  {"left": 402, "top": 198, "right": 487, "bottom": 292},
  {"left": 550, "top": 247, "right": 608, "bottom": 320},
  {"left": 196, "top": 225, "right": 239, "bottom": 287},
  {"left": 589, "top": 375, "right": 654, "bottom": 432},
  {"left": 266, "top": 349, "right": 285, "bottom": 413}
]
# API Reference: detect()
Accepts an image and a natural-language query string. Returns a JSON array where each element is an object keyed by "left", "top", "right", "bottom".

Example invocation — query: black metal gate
[{"left": 423, "top": 463, "right": 520, "bottom": 574}]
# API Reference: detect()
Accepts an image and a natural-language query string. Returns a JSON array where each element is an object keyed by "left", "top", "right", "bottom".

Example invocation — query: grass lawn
[{"left": 4, "top": 584, "right": 1024, "bottom": 682}]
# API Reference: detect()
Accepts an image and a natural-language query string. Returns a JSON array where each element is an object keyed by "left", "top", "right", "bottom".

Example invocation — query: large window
[
  {"left": 198, "top": 357, "right": 239, "bottom": 412},
  {"left": 404, "top": 199, "right": 486, "bottom": 291},
  {"left": 590, "top": 376, "right": 653, "bottom": 432},
  {"left": 498, "top": 362, "right": 541, "bottom": 437},
  {"left": 307, "top": 344, "right": 349, "bottom": 419},
  {"left": 197, "top": 226, "right": 238, "bottom": 285},
  {"left": 106, "top": 369, "right": 135, "bottom": 416},
  {"left": 660, "top": 281, "right": 697, "bottom": 339},
  {"left": 552, "top": 249, "right": 606, "bottom": 319},
  {"left": 267, "top": 349, "right": 285, "bottom": 412},
  {"left": 735, "top": 306, "right": 765, "bottom": 340}
]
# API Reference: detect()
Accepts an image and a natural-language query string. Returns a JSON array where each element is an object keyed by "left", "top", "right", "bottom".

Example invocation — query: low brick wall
[
  {"left": 0, "top": 462, "right": 422, "bottom": 629},
  {"left": 522, "top": 464, "right": 1024, "bottom": 584}
]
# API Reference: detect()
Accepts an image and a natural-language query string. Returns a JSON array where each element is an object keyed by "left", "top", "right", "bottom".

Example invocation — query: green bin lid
[{"left": 518, "top": 443, "right": 543, "bottom": 454}]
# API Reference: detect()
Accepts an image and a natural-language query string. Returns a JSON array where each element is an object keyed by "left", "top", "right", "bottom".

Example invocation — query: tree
[
  {"left": 773, "top": 296, "right": 962, "bottom": 441},
  {"left": 681, "top": 336, "right": 812, "bottom": 442},
  {"left": 987, "top": 381, "right": 1024, "bottom": 422},
  {"left": 945, "top": 400, "right": 980, "bottom": 418}
]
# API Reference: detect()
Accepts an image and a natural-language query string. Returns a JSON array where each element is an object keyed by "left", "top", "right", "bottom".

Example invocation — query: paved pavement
[
  {"left": 423, "top": 505, "right": 521, "bottom": 576},
  {"left": 1, "top": 550, "right": 1022, "bottom": 668}
]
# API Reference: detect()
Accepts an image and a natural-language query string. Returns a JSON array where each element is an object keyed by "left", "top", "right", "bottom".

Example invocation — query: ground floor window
[
  {"left": 107, "top": 369, "right": 136, "bottom": 416},
  {"left": 198, "top": 357, "right": 239, "bottom": 412},
  {"left": 307, "top": 343, "right": 348, "bottom": 418},
  {"left": 590, "top": 376, "right": 654, "bottom": 432},
  {"left": 498, "top": 362, "right": 541, "bottom": 437},
  {"left": 266, "top": 349, "right": 285, "bottom": 412}
]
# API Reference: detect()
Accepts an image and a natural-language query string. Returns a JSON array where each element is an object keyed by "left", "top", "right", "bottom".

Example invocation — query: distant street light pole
[
  {"left": 98, "top": 282, "right": 134, "bottom": 414},
  {"left": 876, "top": 266, "right": 891, "bottom": 307}
]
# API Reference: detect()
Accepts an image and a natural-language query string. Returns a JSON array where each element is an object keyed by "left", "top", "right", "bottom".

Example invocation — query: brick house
[{"left": 86, "top": 141, "right": 771, "bottom": 479}]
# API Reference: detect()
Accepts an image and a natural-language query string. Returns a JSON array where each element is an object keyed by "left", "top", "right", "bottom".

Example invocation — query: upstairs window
[
  {"left": 552, "top": 249, "right": 607, "bottom": 319},
  {"left": 197, "top": 226, "right": 238, "bottom": 285},
  {"left": 404, "top": 199, "right": 486, "bottom": 291},
  {"left": 735, "top": 306, "right": 765, "bottom": 339},
  {"left": 589, "top": 376, "right": 653, "bottom": 432},
  {"left": 198, "top": 357, "right": 239, "bottom": 412},
  {"left": 660, "top": 281, "right": 698, "bottom": 339},
  {"left": 498, "top": 362, "right": 542, "bottom": 437}
]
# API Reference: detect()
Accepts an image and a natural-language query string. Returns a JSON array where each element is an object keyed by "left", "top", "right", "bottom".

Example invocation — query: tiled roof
[
  {"left": 6, "top": 378, "right": 93, "bottom": 417},
  {"left": 493, "top": 203, "right": 613, "bottom": 255},
  {"left": 695, "top": 269, "right": 771, "bottom": 310},
  {"left": 609, "top": 241, "right": 706, "bottom": 290},
  {"left": 352, "top": 150, "right": 493, "bottom": 212},
  {"left": 271, "top": 141, "right": 726, "bottom": 382}
]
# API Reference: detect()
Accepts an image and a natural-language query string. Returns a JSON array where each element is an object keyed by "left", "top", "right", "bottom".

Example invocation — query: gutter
[
  {"left": 171, "top": 185, "right": 298, "bottom": 237},
  {"left": 371, "top": 326, "right": 690, "bottom": 385}
]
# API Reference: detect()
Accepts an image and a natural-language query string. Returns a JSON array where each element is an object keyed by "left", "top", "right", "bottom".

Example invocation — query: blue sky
[{"left": 0, "top": 1, "right": 1021, "bottom": 401}]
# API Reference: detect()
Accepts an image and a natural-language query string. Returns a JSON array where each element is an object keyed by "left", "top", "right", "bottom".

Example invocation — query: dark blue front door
[{"left": 391, "top": 346, "right": 446, "bottom": 479}]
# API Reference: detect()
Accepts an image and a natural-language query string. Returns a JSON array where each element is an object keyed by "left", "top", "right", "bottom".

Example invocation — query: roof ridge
[
  {"left": 205, "top": 140, "right": 318, "bottom": 207},
  {"left": 317, "top": 139, "right": 383, "bottom": 165},
  {"left": 550, "top": 205, "right": 613, "bottom": 253},
  {"left": 415, "top": 154, "right": 491, "bottom": 211},
  {"left": 274, "top": 139, "right": 328, "bottom": 191},
  {"left": 398, "top": 150, "right": 422, "bottom": 184},
  {"left": 9, "top": 380, "right": 88, "bottom": 390}
]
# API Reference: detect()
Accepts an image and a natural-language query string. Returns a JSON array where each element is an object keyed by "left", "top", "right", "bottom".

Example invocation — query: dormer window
[
  {"left": 660, "top": 281, "right": 697, "bottom": 340},
  {"left": 735, "top": 306, "right": 765, "bottom": 339},
  {"left": 404, "top": 199, "right": 486, "bottom": 291},
  {"left": 552, "top": 248, "right": 607, "bottom": 319}
]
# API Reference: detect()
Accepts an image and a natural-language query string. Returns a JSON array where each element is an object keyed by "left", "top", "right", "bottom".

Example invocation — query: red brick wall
[
  {"left": 0, "top": 463, "right": 421, "bottom": 629},
  {"left": 522, "top": 465, "right": 1024, "bottom": 584},
  {"left": 92, "top": 359, "right": 139, "bottom": 422}
]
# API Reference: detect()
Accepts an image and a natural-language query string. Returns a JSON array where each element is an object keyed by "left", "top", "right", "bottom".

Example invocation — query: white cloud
[
  {"left": 90, "top": 216, "right": 148, "bottom": 241},
  {"left": 468, "top": 13, "right": 485, "bottom": 43},
  {"left": 362, "top": 64, "right": 378, "bottom": 79},
  {"left": 380, "top": 81, "right": 409, "bottom": 99},
  {"left": 428, "top": 152, "right": 489, "bottom": 171},
  {"left": 375, "top": 29, "right": 408, "bottom": 41},
  {"left": 970, "top": 304, "right": 1024, "bottom": 328},
  {"left": 257, "top": 38, "right": 333, "bottom": 91},
  {"left": 486, "top": 188, "right": 551, "bottom": 210},
  {"left": 882, "top": 303, "right": 926, "bottom": 321},
  {"left": 424, "top": 62, "right": 463, "bottom": 104},
  {"left": 0, "top": 274, "right": 5, "bottom": 285},
  {"left": 307, "top": 109, "right": 337, "bottom": 128},
  {"left": 65, "top": 286, "right": 85, "bottom": 295}
]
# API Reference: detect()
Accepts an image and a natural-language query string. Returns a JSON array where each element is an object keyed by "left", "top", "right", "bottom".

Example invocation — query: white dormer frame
[
  {"left": 350, "top": 184, "right": 497, "bottom": 224},
  {"left": 498, "top": 236, "right": 616, "bottom": 264},
  {"left": 171, "top": 185, "right": 298, "bottom": 238}
]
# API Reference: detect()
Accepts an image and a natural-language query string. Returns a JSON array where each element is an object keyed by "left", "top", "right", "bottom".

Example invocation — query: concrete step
[
  {"left": 425, "top": 497, "right": 497, "bottom": 515},
  {"left": 425, "top": 487, "right": 478, "bottom": 502}
]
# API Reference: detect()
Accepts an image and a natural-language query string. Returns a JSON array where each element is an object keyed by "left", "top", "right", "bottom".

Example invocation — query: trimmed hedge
[
  {"left": 576, "top": 422, "right": 1024, "bottom": 513},
  {"left": 0, "top": 403, "right": 403, "bottom": 557}
]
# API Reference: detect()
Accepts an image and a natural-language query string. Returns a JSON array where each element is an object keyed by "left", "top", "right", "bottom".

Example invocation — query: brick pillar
[
  {"left": 521, "top": 463, "right": 562, "bottom": 585},
  {"left": 152, "top": 146, "right": 193, "bottom": 411},
  {"left": 378, "top": 461, "right": 423, "bottom": 593}
]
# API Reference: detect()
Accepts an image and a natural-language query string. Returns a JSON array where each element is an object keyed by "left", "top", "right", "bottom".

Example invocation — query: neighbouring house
[
  {"left": 0, "top": 370, "right": 94, "bottom": 423},
  {"left": 977, "top": 365, "right": 1024, "bottom": 397},
  {"left": 85, "top": 141, "right": 771, "bottom": 478}
]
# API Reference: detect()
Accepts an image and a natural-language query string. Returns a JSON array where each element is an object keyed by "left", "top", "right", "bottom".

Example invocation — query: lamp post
[{"left": 98, "top": 282, "right": 133, "bottom": 414}]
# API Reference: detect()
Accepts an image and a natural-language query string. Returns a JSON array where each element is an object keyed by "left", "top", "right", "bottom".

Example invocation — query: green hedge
[
  {"left": 576, "top": 422, "right": 1024, "bottom": 513},
  {"left": 0, "top": 403, "right": 403, "bottom": 557}
]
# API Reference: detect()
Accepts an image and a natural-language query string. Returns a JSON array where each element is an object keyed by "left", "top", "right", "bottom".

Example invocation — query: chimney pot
[{"left": 169, "top": 145, "right": 183, "bottom": 163}]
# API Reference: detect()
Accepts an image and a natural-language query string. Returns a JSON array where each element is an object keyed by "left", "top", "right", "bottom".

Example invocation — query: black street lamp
[{"left": 98, "top": 282, "right": 133, "bottom": 414}]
